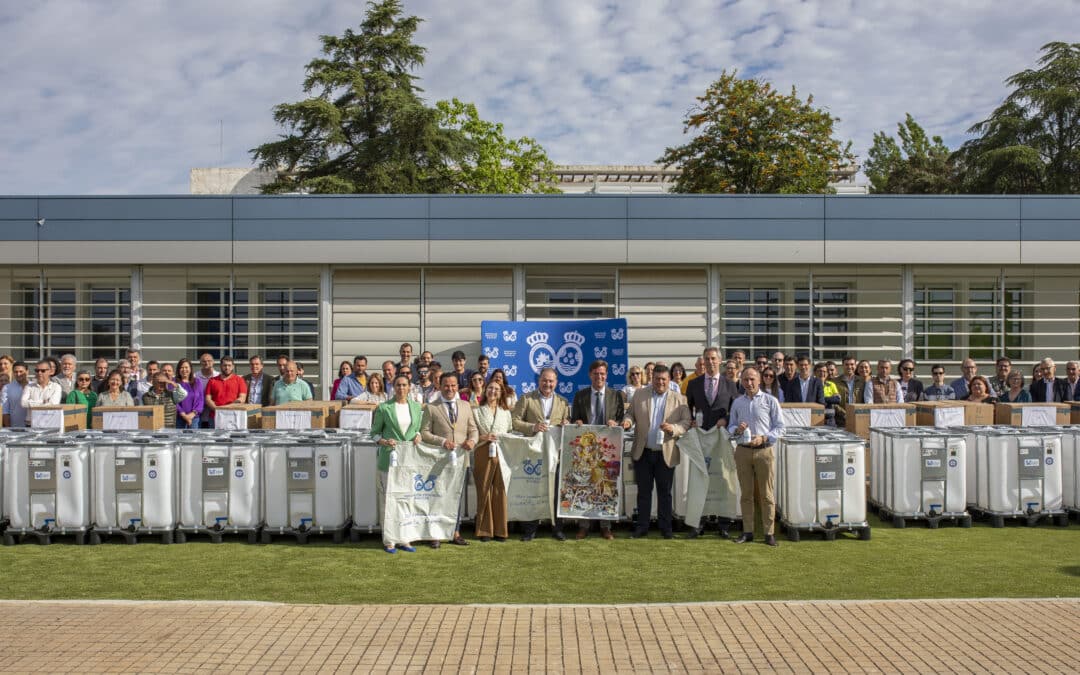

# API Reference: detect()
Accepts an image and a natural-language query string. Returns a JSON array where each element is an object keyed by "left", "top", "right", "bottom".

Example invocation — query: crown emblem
[
  {"left": 526, "top": 331, "right": 549, "bottom": 347},
  {"left": 563, "top": 330, "right": 586, "bottom": 346}
]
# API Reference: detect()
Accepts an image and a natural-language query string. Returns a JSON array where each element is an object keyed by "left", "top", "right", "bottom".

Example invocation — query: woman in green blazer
[{"left": 370, "top": 374, "right": 424, "bottom": 554}]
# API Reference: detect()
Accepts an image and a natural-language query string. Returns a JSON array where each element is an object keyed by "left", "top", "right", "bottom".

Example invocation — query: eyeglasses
[
  {"left": 900, "top": 367, "right": 914, "bottom": 372},
  {"left": 34, "top": 368, "right": 48, "bottom": 373},
  {"left": 762, "top": 374, "right": 775, "bottom": 379}
]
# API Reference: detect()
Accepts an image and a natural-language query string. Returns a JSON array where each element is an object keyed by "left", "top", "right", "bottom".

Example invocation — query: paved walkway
[{"left": 0, "top": 598, "right": 1076, "bottom": 673}]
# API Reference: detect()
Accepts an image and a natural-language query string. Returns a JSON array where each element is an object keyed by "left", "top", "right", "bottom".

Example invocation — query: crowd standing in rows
[{"left": 3, "top": 344, "right": 1078, "bottom": 554}]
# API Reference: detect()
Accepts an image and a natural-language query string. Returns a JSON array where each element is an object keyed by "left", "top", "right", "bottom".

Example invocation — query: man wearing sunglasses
[
  {"left": 20, "top": 359, "right": 63, "bottom": 425},
  {"left": 897, "top": 359, "right": 924, "bottom": 402}
]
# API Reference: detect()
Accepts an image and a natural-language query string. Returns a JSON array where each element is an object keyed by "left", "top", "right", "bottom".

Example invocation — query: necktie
[
  {"left": 706, "top": 377, "right": 717, "bottom": 404},
  {"left": 447, "top": 401, "right": 457, "bottom": 424},
  {"left": 594, "top": 391, "right": 604, "bottom": 425}
]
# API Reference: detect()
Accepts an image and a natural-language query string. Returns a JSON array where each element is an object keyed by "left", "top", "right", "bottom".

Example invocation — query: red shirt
[{"left": 206, "top": 373, "right": 248, "bottom": 415}]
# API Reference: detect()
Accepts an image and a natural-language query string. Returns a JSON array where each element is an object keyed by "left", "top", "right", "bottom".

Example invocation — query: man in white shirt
[
  {"left": 728, "top": 366, "right": 785, "bottom": 547},
  {"left": 1, "top": 361, "right": 30, "bottom": 428},
  {"left": 21, "top": 359, "right": 63, "bottom": 425},
  {"left": 126, "top": 347, "right": 147, "bottom": 383}
]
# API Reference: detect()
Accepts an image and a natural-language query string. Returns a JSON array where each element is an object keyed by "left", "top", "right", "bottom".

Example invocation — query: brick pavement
[{"left": 0, "top": 598, "right": 1076, "bottom": 673}]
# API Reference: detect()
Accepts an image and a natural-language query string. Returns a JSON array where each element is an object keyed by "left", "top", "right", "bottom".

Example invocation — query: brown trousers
[
  {"left": 734, "top": 444, "right": 776, "bottom": 536},
  {"left": 473, "top": 440, "right": 508, "bottom": 538}
]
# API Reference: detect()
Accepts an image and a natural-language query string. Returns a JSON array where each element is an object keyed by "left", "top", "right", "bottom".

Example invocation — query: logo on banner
[
  {"left": 612, "top": 348, "right": 625, "bottom": 357},
  {"left": 484, "top": 346, "right": 500, "bottom": 359},
  {"left": 520, "top": 382, "right": 536, "bottom": 394},
  {"left": 484, "top": 331, "right": 497, "bottom": 340},
  {"left": 505, "top": 365, "right": 518, "bottom": 377},
  {"left": 502, "top": 330, "right": 518, "bottom": 342},
  {"left": 523, "top": 458, "right": 543, "bottom": 475},
  {"left": 611, "top": 364, "right": 626, "bottom": 376},
  {"left": 527, "top": 332, "right": 556, "bottom": 373},
  {"left": 413, "top": 474, "right": 436, "bottom": 492},
  {"left": 593, "top": 331, "right": 607, "bottom": 340},
  {"left": 558, "top": 381, "right": 574, "bottom": 395},
  {"left": 594, "top": 346, "right": 608, "bottom": 358},
  {"left": 610, "top": 327, "right": 625, "bottom": 340},
  {"left": 556, "top": 331, "right": 586, "bottom": 376}
]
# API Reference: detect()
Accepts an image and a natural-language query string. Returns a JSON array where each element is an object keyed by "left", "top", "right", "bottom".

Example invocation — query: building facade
[{"left": 1, "top": 194, "right": 1076, "bottom": 395}]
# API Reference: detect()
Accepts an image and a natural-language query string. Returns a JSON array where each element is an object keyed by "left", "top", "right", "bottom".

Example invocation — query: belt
[
  {"left": 644, "top": 447, "right": 662, "bottom": 453},
  {"left": 737, "top": 444, "right": 773, "bottom": 450}
]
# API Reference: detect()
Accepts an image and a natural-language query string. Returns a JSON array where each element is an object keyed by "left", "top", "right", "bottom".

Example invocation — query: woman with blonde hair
[{"left": 472, "top": 379, "right": 513, "bottom": 542}]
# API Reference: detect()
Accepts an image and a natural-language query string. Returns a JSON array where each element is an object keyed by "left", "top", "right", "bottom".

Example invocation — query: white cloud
[{"left": 0, "top": 0, "right": 1076, "bottom": 193}]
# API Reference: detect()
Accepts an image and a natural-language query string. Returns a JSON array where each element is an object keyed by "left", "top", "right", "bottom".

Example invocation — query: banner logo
[
  {"left": 520, "top": 382, "right": 537, "bottom": 394},
  {"left": 558, "top": 381, "right": 574, "bottom": 395},
  {"left": 593, "top": 346, "right": 608, "bottom": 359},
  {"left": 504, "top": 365, "right": 518, "bottom": 377},
  {"left": 502, "top": 330, "right": 518, "bottom": 342},
  {"left": 610, "top": 328, "right": 625, "bottom": 340},
  {"left": 556, "top": 330, "right": 586, "bottom": 376},
  {"left": 413, "top": 474, "right": 436, "bottom": 492},
  {"left": 484, "top": 346, "right": 500, "bottom": 359},
  {"left": 527, "top": 331, "right": 556, "bottom": 373},
  {"left": 523, "top": 458, "right": 543, "bottom": 475},
  {"left": 611, "top": 363, "right": 626, "bottom": 376}
]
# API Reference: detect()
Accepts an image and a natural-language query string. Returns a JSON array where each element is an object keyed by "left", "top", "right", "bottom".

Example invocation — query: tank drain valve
[
  {"left": 928, "top": 505, "right": 941, "bottom": 517},
  {"left": 212, "top": 517, "right": 228, "bottom": 532},
  {"left": 126, "top": 518, "right": 141, "bottom": 532},
  {"left": 298, "top": 518, "right": 312, "bottom": 533},
  {"left": 40, "top": 518, "right": 56, "bottom": 533},
  {"left": 1025, "top": 502, "right": 1038, "bottom": 516},
  {"left": 823, "top": 515, "right": 837, "bottom": 529}
]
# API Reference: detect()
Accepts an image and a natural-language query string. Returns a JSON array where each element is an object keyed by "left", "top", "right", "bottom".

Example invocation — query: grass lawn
[{"left": 0, "top": 512, "right": 1077, "bottom": 604}]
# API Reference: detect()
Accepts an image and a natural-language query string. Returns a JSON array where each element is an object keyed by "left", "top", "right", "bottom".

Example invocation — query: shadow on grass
[{"left": 1060, "top": 566, "right": 1080, "bottom": 577}]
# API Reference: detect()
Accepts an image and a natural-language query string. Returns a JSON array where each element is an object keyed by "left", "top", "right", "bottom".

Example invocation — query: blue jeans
[{"left": 177, "top": 415, "right": 200, "bottom": 429}]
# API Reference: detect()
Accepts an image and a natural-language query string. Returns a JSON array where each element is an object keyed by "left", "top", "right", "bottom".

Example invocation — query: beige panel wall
[
  {"left": 423, "top": 268, "right": 513, "bottom": 366},
  {"left": 619, "top": 266, "right": 707, "bottom": 369},
  {"left": 332, "top": 268, "right": 421, "bottom": 372}
]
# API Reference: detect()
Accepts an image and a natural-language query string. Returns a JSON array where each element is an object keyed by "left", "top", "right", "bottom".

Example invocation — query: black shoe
[
  {"left": 479, "top": 536, "right": 491, "bottom": 542},
  {"left": 553, "top": 530, "right": 566, "bottom": 542},
  {"left": 520, "top": 532, "right": 535, "bottom": 542},
  {"left": 630, "top": 529, "right": 648, "bottom": 539},
  {"left": 451, "top": 536, "right": 469, "bottom": 546},
  {"left": 685, "top": 529, "right": 700, "bottom": 539},
  {"left": 430, "top": 540, "right": 441, "bottom": 549},
  {"left": 717, "top": 528, "right": 731, "bottom": 540},
  {"left": 493, "top": 536, "right": 507, "bottom": 542},
  {"left": 733, "top": 533, "right": 754, "bottom": 544},
  {"left": 662, "top": 532, "right": 675, "bottom": 540},
  {"left": 764, "top": 535, "right": 779, "bottom": 547}
]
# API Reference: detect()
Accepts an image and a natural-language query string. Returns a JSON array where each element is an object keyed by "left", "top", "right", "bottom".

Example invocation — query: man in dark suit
[
  {"left": 1030, "top": 358, "right": 1068, "bottom": 402},
  {"left": 781, "top": 355, "right": 825, "bottom": 405},
  {"left": 685, "top": 346, "right": 739, "bottom": 538},
  {"left": 1062, "top": 361, "right": 1080, "bottom": 401},
  {"left": 244, "top": 355, "right": 275, "bottom": 406},
  {"left": 570, "top": 359, "right": 626, "bottom": 540}
]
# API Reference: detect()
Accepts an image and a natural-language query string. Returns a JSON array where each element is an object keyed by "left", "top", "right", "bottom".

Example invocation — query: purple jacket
[{"left": 175, "top": 378, "right": 205, "bottom": 415}]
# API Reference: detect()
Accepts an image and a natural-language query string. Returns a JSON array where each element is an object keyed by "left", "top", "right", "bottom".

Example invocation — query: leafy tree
[
  {"left": 658, "top": 69, "right": 853, "bottom": 194},
  {"left": 956, "top": 41, "right": 1080, "bottom": 193},
  {"left": 435, "top": 98, "right": 559, "bottom": 194},
  {"left": 864, "top": 114, "right": 956, "bottom": 193},
  {"left": 251, "top": 1, "right": 557, "bottom": 194}
]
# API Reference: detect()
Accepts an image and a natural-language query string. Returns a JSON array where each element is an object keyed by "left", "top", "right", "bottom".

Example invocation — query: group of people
[
  {"left": 5, "top": 342, "right": 1076, "bottom": 554},
  {"left": 0, "top": 349, "right": 320, "bottom": 429}
]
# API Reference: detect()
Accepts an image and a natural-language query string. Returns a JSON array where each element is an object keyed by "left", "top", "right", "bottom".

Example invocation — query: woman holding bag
[
  {"left": 370, "top": 374, "right": 424, "bottom": 555},
  {"left": 472, "top": 379, "right": 513, "bottom": 542}
]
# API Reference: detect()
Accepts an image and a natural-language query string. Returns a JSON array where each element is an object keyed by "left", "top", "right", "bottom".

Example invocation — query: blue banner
[{"left": 480, "top": 319, "right": 629, "bottom": 398}]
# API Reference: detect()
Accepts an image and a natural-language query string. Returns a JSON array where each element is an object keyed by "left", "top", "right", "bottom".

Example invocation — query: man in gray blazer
[
  {"left": 511, "top": 367, "right": 570, "bottom": 541},
  {"left": 421, "top": 372, "right": 479, "bottom": 548}
]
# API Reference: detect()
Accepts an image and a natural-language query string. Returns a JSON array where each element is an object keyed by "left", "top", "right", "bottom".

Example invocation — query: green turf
[{"left": 0, "top": 513, "right": 1077, "bottom": 604}]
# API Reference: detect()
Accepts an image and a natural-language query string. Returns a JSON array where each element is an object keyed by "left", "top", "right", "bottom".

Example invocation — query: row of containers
[{"left": 1, "top": 418, "right": 1078, "bottom": 546}]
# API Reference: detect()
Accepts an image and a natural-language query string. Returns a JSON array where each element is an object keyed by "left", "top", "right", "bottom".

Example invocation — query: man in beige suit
[
  {"left": 622, "top": 364, "right": 690, "bottom": 539},
  {"left": 511, "top": 367, "right": 570, "bottom": 541},
  {"left": 421, "top": 372, "right": 479, "bottom": 548}
]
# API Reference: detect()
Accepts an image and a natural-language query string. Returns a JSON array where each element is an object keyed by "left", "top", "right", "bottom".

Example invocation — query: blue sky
[{"left": 1, "top": 0, "right": 1077, "bottom": 194}]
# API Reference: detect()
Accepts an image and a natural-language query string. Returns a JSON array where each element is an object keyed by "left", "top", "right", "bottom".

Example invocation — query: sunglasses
[
  {"left": 900, "top": 367, "right": 914, "bottom": 372},
  {"left": 35, "top": 368, "right": 49, "bottom": 373},
  {"left": 762, "top": 373, "right": 775, "bottom": 379}
]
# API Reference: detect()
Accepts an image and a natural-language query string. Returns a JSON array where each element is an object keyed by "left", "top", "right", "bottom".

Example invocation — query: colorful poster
[
  {"left": 480, "top": 318, "right": 628, "bottom": 400},
  {"left": 557, "top": 425, "right": 623, "bottom": 520}
]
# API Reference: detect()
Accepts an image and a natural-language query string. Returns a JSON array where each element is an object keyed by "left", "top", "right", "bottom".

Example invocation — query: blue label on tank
[
  {"left": 319, "top": 469, "right": 329, "bottom": 479},
  {"left": 147, "top": 469, "right": 157, "bottom": 479},
  {"left": 845, "top": 466, "right": 855, "bottom": 476},
  {"left": 62, "top": 470, "right": 71, "bottom": 480},
  {"left": 235, "top": 468, "right": 244, "bottom": 478},
  {"left": 1046, "top": 457, "right": 1054, "bottom": 465},
  {"left": 948, "top": 458, "right": 958, "bottom": 468}
]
